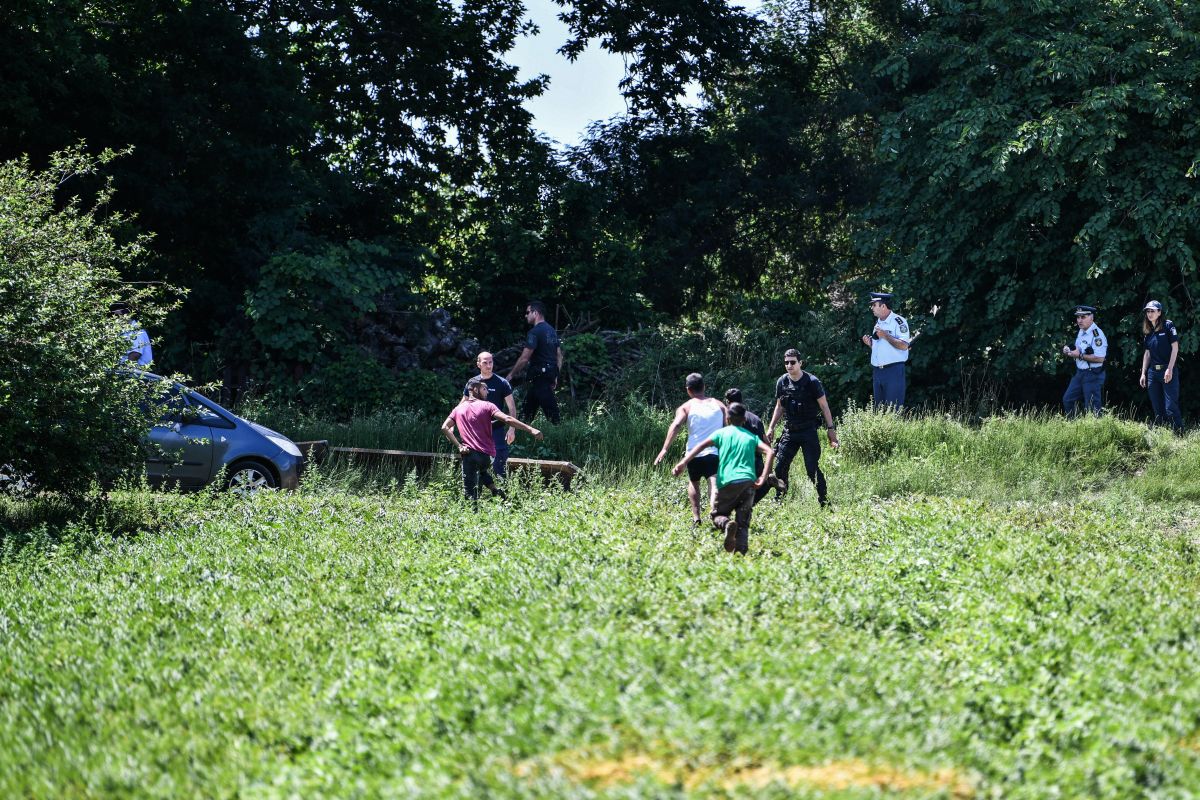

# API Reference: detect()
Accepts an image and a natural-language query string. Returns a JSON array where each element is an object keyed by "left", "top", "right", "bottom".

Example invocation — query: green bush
[{"left": 0, "top": 147, "right": 176, "bottom": 497}]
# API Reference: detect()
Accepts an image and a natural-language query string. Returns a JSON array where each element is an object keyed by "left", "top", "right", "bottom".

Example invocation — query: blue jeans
[
  {"left": 872, "top": 363, "right": 906, "bottom": 410},
  {"left": 1147, "top": 368, "right": 1183, "bottom": 432},
  {"left": 491, "top": 426, "right": 511, "bottom": 478},
  {"left": 1063, "top": 369, "right": 1105, "bottom": 417}
]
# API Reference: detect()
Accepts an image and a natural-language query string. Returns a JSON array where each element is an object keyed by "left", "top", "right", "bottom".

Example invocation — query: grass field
[{"left": 3, "top": 411, "right": 1200, "bottom": 798}]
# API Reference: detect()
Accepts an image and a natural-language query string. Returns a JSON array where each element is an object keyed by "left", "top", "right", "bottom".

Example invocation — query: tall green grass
[
  {"left": 250, "top": 402, "right": 1200, "bottom": 505},
  {"left": 2, "top": 478, "right": 1200, "bottom": 797}
]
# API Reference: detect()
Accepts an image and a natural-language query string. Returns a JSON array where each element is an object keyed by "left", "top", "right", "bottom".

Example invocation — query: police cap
[
  {"left": 1072, "top": 305, "right": 1097, "bottom": 316},
  {"left": 867, "top": 292, "right": 894, "bottom": 306}
]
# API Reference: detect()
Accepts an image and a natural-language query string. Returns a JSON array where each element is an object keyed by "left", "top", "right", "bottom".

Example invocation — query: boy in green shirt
[{"left": 673, "top": 403, "right": 775, "bottom": 554}]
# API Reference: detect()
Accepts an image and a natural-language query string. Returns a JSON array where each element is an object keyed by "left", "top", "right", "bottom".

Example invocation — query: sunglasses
[{"left": 784, "top": 360, "right": 798, "bottom": 365}]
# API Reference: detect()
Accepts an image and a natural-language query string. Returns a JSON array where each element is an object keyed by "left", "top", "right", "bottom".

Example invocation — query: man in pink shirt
[{"left": 442, "top": 376, "right": 543, "bottom": 502}]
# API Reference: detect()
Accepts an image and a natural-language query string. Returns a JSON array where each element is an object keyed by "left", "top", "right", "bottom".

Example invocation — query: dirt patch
[{"left": 514, "top": 747, "right": 974, "bottom": 796}]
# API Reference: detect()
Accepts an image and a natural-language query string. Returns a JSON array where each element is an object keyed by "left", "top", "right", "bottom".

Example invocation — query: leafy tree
[
  {"left": 862, "top": 0, "right": 1200, "bottom": 405},
  {"left": 0, "top": 0, "right": 546, "bottom": 386},
  {"left": 553, "top": 0, "right": 763, "bottom": 119},
  {"left": 0, "top": 147, "right": 176, "bottom": 496}
]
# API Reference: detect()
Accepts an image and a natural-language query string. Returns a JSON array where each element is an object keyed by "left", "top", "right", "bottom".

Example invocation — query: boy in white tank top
[{"left": 654, "top": 372, "right": 728, "bottom": 525}]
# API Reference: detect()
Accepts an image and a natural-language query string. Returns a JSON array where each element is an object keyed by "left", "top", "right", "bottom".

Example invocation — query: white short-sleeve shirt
[
  {"left": 1074, "top": 324, "right": 1106, "bottom": 370},
  {"left": 870, "top": 311, "right": 911, "bottom": 367},
  {"left": 123, "top": 323, "right": 153, "bottom": 367}
]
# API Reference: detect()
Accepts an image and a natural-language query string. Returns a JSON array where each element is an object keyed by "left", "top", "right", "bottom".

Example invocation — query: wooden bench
[{"left": 293, "top": 441, "right": 580, "bottom": 490}]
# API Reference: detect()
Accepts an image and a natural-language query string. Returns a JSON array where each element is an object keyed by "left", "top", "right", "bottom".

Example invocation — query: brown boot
[{"left": 723, "top": 519, "right": 738, "bottom": 552}]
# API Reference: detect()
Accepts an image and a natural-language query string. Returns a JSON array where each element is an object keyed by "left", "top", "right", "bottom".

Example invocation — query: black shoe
[
  {"left": 723, "top": 520, "right": 738, "bottom": 552},
  {"left": 774, "top": 477, "right": 788, "bottom": 498}
]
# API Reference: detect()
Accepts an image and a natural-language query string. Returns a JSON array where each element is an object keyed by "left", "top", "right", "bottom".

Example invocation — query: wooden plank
[
  {"left": 324, "top": 446, "right": 581, "bottom": 489},
  {"left": 293, "top": 440, "right": 329, "bottom": 469}
]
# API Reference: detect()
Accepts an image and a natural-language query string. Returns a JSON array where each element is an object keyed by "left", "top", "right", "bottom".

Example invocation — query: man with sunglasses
[
  {"left": 861, "top": 292, "right": 910, "bottom": 410},
  {"left": 766, "top": 349, "right": 839, "bottom": 507},
  {"left": 1061, "top": 304, "right": 1108, "bottom": 417}
]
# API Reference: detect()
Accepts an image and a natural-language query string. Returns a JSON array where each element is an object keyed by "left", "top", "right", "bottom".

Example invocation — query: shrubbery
[{"left": 0, "top": 147, "right": 176, "bottom": 497}]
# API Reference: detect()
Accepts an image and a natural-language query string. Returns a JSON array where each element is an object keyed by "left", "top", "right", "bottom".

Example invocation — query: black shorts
[{"left": 687, "top": 453, "right": 719, "bottom": 482}]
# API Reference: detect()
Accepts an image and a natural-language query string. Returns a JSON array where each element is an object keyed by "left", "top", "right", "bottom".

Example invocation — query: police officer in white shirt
[
  {"left": 1061, "top": 304, "right": 1107, "bottom": 417},
  {"left": 111, "top": 302, "right": 153, "bottom": 367},
  {"left": 860, "top": 292, "right": 910, "bottom": 409}
]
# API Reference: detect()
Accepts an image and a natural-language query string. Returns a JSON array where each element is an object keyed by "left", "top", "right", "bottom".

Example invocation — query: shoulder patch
[{"left": 1094, "top": 338, "right": 1103, "bottom": 347}]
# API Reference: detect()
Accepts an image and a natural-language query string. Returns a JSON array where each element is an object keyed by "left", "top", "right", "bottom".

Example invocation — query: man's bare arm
[
  {"left": 754, "top": 441, "right": 775, "bottom": 487},
  {"left": 654, "top": 406, "right": 688, "bottom": 465},
  {"left": 441, "top": 416, "right": 466, "bottom": 453},
  {"left": 672, "top": 436, "right": 716, "bottom": 476},
  {"left": 493, "top": 409, "right": 542, "bottom": 440},
  {"left": 507, "top": 348, "right": 534, "bottom": 381},
  {"left": 766, "top": 398, "right": 784, "bottom": 441}
]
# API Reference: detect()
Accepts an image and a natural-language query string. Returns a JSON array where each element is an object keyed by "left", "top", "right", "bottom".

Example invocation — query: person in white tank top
[{"left": 654, "top": 372, "right": 728, "bottom": 525}]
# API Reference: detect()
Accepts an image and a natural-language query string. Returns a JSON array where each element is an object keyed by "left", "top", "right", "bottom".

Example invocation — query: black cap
[
  {"left": 868, "top": 292, "right": 893, "bottom": 306},
  {"left": 1144, "top": 300, "right": 1163, "bottom": 312},
  {"left": 1073, "top": 305, "right": 1097, "bottom": 316}
]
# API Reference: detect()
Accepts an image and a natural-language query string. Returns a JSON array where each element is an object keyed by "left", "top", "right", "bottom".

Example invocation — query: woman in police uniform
[{"left": 1139, "top": 300, "right": 1183, "bottom": 432}]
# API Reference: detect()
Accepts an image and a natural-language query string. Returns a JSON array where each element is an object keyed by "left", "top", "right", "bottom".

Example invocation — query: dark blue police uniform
[
  {"left": 522, "top": 320, "right": 561, "bottom": 424},
  {"left": 462, "top": 374, "right": 514, "bottom": 476},
  {"left": 773, "top": 372, "right": 829, "bottom": 506},
  {"left": 1144, "top": 318, "right": 1183, "bottom": 432}
]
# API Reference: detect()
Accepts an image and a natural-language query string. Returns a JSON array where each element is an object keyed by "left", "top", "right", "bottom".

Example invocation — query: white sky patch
[{"left": 509, "top": 0, "right": 766, "bottom": 147}]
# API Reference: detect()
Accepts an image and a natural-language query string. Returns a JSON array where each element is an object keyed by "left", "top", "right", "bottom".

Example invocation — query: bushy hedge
[{"left": 0, "top": 147, "right": 175, "bottom": 496}]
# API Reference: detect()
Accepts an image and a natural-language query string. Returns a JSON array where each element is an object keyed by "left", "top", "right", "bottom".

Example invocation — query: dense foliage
[
  {"left": 0, "top": 148, "right": 173, "bottom": 496},
  {"left": 1, "top": 0, "right": 1197, "bottom": 417},
  {"left": 863, "top": 0, "right": 1200, "bottom": 401}
]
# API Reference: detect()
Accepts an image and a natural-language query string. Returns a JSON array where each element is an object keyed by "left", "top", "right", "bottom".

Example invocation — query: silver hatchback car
[{"left": 142, "top": 373, "right": 301, "bottom": 492}]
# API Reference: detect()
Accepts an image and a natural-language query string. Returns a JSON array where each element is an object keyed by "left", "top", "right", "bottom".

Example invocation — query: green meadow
[{"left": 3, "top": 410, "right": 1200, "bottom": 798}]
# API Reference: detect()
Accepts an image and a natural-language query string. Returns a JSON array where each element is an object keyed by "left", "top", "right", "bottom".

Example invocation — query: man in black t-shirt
[
  {"left": 765, "top": 349, "right": 840, "bottom": 507},
  {"left": 507, "top": 300, "right": 564, "bottom": 424},
  {"left": 460, "top": 351, "right": 517, "bottom": 477},
  {"left": 725, "top": 387, "right": 779, "bottom": 506}
]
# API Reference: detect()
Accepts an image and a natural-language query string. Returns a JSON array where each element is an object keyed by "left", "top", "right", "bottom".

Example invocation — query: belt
[
  {"left": 872, "top": 362, "right": 905, "bottom": 370},
  {"left": 1152, "top": 364, "right": 1169, "bottom": 371}
]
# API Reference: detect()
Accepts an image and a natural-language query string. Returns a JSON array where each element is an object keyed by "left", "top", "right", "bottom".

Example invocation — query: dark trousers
[
  {"left": 522, "top": 368, "right": 560, "bottom": 424},
  {"left": 462, "top": 450, "right": 495, "bottom": 501},
  {"left": 491, "top": 426, "right": 511, "bottom": 478},
  {"left": 872, "top": 362, "right": 906, "bottom": 410},
  {"left": 711, "top": 480, "right": 755, "bottom": 553},
  {"left": 1147, "top": 368, "right": 1183, "bottom": 432},
  {"left": 776, "top": 427, "right": 828, "bottom": 505},
  {"left": 1063, "top": 369, "right": 1105, "bottom": 417},
  {"left": 752, "top": 456, "right": 771, "bottom": 506}
]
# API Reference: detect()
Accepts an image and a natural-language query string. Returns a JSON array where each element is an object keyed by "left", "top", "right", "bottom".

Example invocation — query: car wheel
[{"left": 226, "top": 459, "right": 278, "bottom": 495}]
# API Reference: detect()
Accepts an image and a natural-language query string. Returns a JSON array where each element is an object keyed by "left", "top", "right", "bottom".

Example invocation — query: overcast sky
[{"left": 507, "top": 0, "right": 765, "bottom": 147}]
